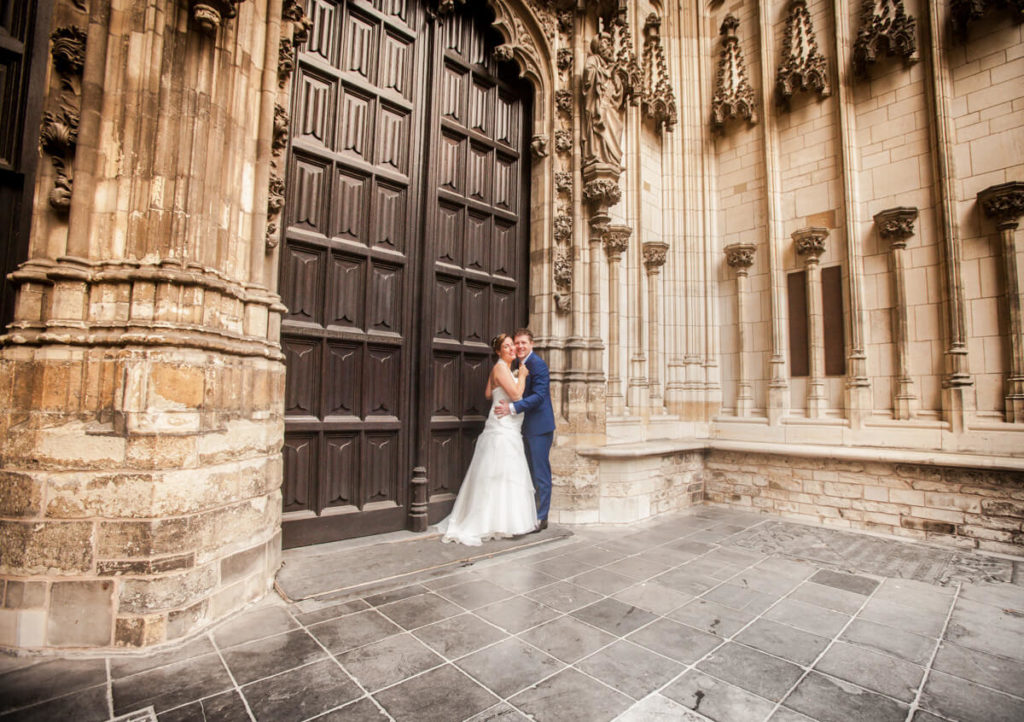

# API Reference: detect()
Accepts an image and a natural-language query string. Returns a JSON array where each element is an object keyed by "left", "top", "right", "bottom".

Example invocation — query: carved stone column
[
  {"left": 725, "top": 243, "right": 757, "bottom": 416},
  {"left": 603, "top": 225, "right": 631, "bottom": 416},
  {"left": 643, "top": 241, "right": 669, "bottom": 409},
  {"left": 979, "top": 182, "right": 1024, "bottom": 422},
  {"left": 875, "top": 207, "right": 920, "bottom": 420},
  {"left": 795, "top": 227, "right": 829, "bottom": 417}
]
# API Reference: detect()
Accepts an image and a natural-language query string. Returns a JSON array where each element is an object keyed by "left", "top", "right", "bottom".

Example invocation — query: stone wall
[{"left": 705, "top": 449, "right": 1024, "bottom": 556}]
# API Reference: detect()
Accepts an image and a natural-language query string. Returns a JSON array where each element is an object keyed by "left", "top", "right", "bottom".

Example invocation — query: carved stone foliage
[
  {"left": 642, "top": 241, "right": 669, "bottom": 272},
  {"left": 951, "top": 0, "right": 1024, "bottom": 41},
  {"left": 641, "top": 14, "right": 677, "bottom": 132},
  {"left": 555, "top": 89, "right": 573, "bottom": 114},
  {"left": 41, "top": 26, "right": 86, "bottom": 214},
  {"left": 190, "top": 0, "right": 247, "bottom": 34},
  {"left": 776, "top": 0, "right": 831, "bottom": 104},
  {"left": 557, "top": 47, "right": 572, "bottom": 71},
  {"left": 874, "top": 206, "right": 919, "bottom": 247},
  {"left": 793, "top": 226, "right": 829, "bottom": 259},
  {"left": 583, "top": 178, "right": 622, "bottom": 210},
  {"left": 724, "top": 243, "right": 757, "bottom": 271},
  {"left": 554, "top": 213, "right": 573, "bottom": 242},
  {"left": 854, "top": 0, "right": 918, "bottom": 77},
  {"left": 554, "top": 129, "right": 572, "bottom": 153},
  {"left": 979, "top": 181, "right": 1024, "bottom": 230},
  {"left": 711, "top": 15, "right": 758, "bottom": 133},
  {"left": 603, "top": 225, "right": 631, "bottom": 260}
]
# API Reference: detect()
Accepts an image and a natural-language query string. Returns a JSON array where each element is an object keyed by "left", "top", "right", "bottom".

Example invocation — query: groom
[{"left": 495, "top": 328, "right": 556, "bottom": 530}]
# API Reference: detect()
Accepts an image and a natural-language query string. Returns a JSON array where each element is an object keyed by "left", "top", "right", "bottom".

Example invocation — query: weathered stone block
[
  {"left": 823, "top": 481, "right": 862, "bottom": 499},
  {"left": 0, "top": 471, "right": 42, "bottom": 516},
  {"left": 3, "top": 581, "right": 47, "bottom": 608},
  {"left": 48, "top": 580, "right": 114, "bottom": 647},
  {"left": 221, "top": 542, "right": 266, "bottom": 586},
  {"left": 118, "top": 564, "right": 219, "bottom": 614},
  {"left": 97, "top": 552, "right": 195, "bottom": 576},
  {"left": 97, "top": 517, "right": 196, "bottom": 558},
  {"left": 981, "top": 498, "right": 1024, "bottom": 517},
  {"left": 115, "top": 613, "right": 168, "bottom": 647},
  {"left": 0, "top": 521, "right": 94, "bottom": 574},
  {"left": 899, "top": 516, "right": 957, "bottom": 535},
  {"left": 166, "top": 598, "right": 209, "bottom": 641},
  {"left": 45, "top": 472, "right": 157, "bottom": 519}
]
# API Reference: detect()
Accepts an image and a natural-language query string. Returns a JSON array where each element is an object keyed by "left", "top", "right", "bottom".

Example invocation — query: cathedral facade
[{"left": 1, "top": 0, "right": 1022, "bottom": 651}]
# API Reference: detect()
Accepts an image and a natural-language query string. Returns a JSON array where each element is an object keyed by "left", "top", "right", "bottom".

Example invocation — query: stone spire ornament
[
  {"left": 776, "top": 0, "right": 831, "bottom": 104},
  {"left": 853, "top": 0, "right": 918, "bottom": 77},
  {"left": 711, "top": 15, "right": 758, "bottom": 132},
  {"left": 642, "top": 14, "right": 678, "bottom": 132}
]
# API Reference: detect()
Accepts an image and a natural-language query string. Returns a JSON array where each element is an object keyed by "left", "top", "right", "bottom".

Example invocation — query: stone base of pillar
[
  {"left": 942, "top": 381, "right": 976, "bottom": 434},
  {"left": 1005, "top": 393, "right": 1024, "bottom": 423},
  {"left": 844, "top": 382, "right": 872, "bottom": 429},
  {"left": 894, "top": 375, "right": 917, "bottom": 420},
  {"left": 768, "top": 382, "right": 788, "bottom": 426},
  {"left": 736, "top": 391, "right": 754, "bottom": 417}
]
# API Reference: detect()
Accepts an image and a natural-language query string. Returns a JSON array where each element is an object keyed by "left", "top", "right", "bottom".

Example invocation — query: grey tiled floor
[{"left": 3, "top": 507, "right": 1024, "bottom": 722}]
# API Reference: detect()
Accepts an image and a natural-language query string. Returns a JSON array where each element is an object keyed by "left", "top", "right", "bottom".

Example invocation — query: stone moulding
[
  {"left": 853, "top": 0, "right": 918, "bottom": 77},
  {"left": 189, "top": 0, "right": 247, "bottom": 34},
  {"left": 711, "top": 15, "right": 758, "bottom": 132},
  {"left": 41, "top": 26, "right": 87, "bottom": 214},
  {"left": 951, "top": 0, "right": 1024, "bottom": 41},
  {"left": 642, "top": 13, "right": 678, "bottom": 132},
  {"left": 776, "top": 0, "right": 831, "bottom": 103}
]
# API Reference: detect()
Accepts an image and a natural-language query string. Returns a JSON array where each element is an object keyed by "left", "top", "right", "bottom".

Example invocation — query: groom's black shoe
[{"left": 530, "top": 519, "right": 548, "bottom": 534}]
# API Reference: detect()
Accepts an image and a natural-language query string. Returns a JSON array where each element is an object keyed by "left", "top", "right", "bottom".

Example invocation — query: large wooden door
[{"left": 280, "top": 0, "right": 531, "bottom": 547}]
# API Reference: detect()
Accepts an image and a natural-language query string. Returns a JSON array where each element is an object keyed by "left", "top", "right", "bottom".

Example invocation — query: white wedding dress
[{"left": 436, "top": 382, "right": 538, "bottom": 546}]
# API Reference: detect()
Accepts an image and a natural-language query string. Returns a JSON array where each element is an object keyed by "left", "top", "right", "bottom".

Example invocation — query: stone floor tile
[
  {"left": 412, "top": 612, "right": 508, "bottom": 660},
  {"left": 112, "top": 652, "right": 234, "bottom": 715},
  {"left": 627, "top": 618, "right": 721, "bottom": 664},
  {"left": 808, "top": 569, "right": 879, "bottom": 596},
  {"left": 337, "top": 632, "right": 444, "bottom": 692},
  {"left": 918, "top": 669, "right": 1024, "bottom": 722},
  {"left": 669, "top": 540, "right": 717, "bottom": 556},
  {"left": 315, "top": 696, "right": 390, "bottom": 721},
  {"left": 525, "top": 581, "right": 604, "bottom": 613},
  {"left": 668, "top": 598, "right": 757, "bottom": 638},
  {"left": 292, "top": 599, "right": 369, "bottom": 626},
  {"left": 701, "top": 582, "right": 779, "bottom": 614},
  {"left": 241, "top": 659, "right": 361, "bottom": 722},
  {"left": 688, "top": 526, "right": 749, "bottom": 545},
  {"left": 782, "top": 672, "right": 908, "bottom": 722},
  {"left": 787, "top": 581, "right": 868, "bottom": 615},
  {"left": 932, "top": 641, "right": 1024, "bottom": 695},
  {"left": 662, "top": 669, "right": 776, "bottom": 722},
  {"left": 508, "top": 667, "right": 633, "bottom": 722},
  {"left": 109, "top": 636, "right": 216, "bottom": 679},
  {"left": 569, "top": 568, "right": 637, "bottom": 596},
  {"left": 219, "top": 628, "right": 327, "bottom": 685},
  {"left": 530, "top": 556, "right": 597, "bottom": 582},
  {"left": 909, "top": 711, "right": 947, "bottom": 722},
  {"left": 210, "top": 604, "right": 300, "bottom": 649},
  {"left": 376, "top": 591, "right": 464, "bottom": 630},
  {"left": 858, "top": 599, "right": 948, "bottom": 638},
  {"left": 363, "top": 584, "right": 432, "bottom": 607},
  {"left": 571, "top": 598, "right": 659, "bottom": 637},
  {"left": 1, "top": 684, "right": 109, "bottom": 722},
  {"left": 0, "top": 657, "right": 108, "bottom": 710},
  {"left": 474, "top": 596, "right": 562, "bottom": 634},
  {"left": 575, "top": 640, "right": 684, "bottom": 700},
  {"left": 478, "top": 563, "right": 561, "bottom": 593},
  {"left": 734, "top": 618, "right": 830, "bottom": 665},
  {"left": 518, "top": 615, "right": 616, "bottom": 663},
  {"left": 840, "top": 619, "right": 936, "bottom": 666},
  {"left": 767, "top": 706, "right": 815, "bottom": 722},
  {"left": 601, "top": 555, "right": 677, "bottom": 582},
  {"left": 677, "top": 557, "right": 740, "bottom": 581},
  {"left": 813, "top": 641, "right": 924, "bottom": 702},
  {"left": 595, "top": 534, "right": 666, "bottom": 556},
  {"left": 872, "top": 579, "right": 956, "bottom": 618},
  {"left": 958, "top": 581, "right": 1024, "bottom": 609},
  {"left": 612, "top": 581, "right": 694, "bottom": 616},
  {"left": 435, "top": 579, "right": 517, "bottom": 610},
  {"left": 696, "top": 642, "right": 803, "bottom": 702},
  {"left": 649, "top": 567, "right": 720, "bottom": 596},
  {"left": 375, "top": 665, "right": 498, "bottom": 721},
  {"left": 946, "top": 598, "right": 1024, "bottom": 661},
  {"left": 764, "top": 598, "right": 850, "bottom": 638},
  {"left": 732, "top": 569, "right": 806, "bottom": 597},
  {"left": 420, "top": 569, "right": 485, "bottom": 591},
  {"left": 749, "top": 558, "right": 819, "bottom": 581},
  {"left": 701, "top": 547, "right": 766, "bottom": 568},
  {"left": 455, "top": 637, "right": 564, "bottom": 698},
  {"left": 306, "top": 609, "right": 403, "bottom": 654},
  {"left": 560, "top": 546, "right": 629, "bottom": 568},
  {"left": 614, "top": 693, "right": 705, "bottom": 721},
  {"left": 464, "top": 702, "right": 531, "bottom": 721},
  {"left": 156, "top": 689, "right": 251, "bottom": 722},
  {"left": 632, "top": 545, "right": 699, "bottom": 567}
]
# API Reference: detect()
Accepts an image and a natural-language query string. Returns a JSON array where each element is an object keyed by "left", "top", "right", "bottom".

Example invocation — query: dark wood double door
[{"left": 279, "top": 0, "right": 531, "bottom": 547}]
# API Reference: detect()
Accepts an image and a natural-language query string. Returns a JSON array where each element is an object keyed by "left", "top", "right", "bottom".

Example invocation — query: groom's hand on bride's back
[{"left": 494, "top": 399, "right": 511, "bottom": 417}]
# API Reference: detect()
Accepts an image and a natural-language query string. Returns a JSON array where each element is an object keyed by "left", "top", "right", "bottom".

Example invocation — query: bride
[{"left": 437, "top": 333, "right": 540, "bottom": 545}]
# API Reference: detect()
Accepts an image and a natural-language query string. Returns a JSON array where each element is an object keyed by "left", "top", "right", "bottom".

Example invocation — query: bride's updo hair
[{"left": 491, "top": 333, "right": 509, "bottom": 355}]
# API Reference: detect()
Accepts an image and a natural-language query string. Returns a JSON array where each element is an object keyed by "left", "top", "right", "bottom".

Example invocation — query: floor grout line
[{"left": 903, "top": 581, "right": 962, "bottom": 722}]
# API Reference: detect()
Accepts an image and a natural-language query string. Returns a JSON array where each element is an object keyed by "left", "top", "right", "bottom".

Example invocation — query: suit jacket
[{"left": 512, "top": 353, "right": 556, "bottom": 436}]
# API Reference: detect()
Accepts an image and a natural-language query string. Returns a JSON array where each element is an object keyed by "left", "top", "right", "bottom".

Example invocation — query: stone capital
[
  {"left": 793, "top": 226, "right": 829, "bottom": 261},
  {"left": 874, "top": 206, "right": 919, "bottom": 249},
  {"left": 603, "top": 224, "right": 632, "bottom": 260},
  {"left": 642, "top": 241, "right": 669, "bottom": 272},
  {"left": 979, "top": 181, "right": 1024, "bottom": 230},
  {"left": 724, "top": 243, "right": 757, "bottom": 272}
]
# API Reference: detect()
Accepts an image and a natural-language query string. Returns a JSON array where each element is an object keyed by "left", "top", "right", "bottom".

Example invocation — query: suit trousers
[{"left": 523, "top": 431, "right": 553, "bottom": 520}]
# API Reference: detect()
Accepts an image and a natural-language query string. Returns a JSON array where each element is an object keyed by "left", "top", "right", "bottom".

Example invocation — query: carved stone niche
[
  {"left": 951, "top": 0, "right": 1024, "bottom": 42},
  {"left": 853, "top": 0, "right": 918, "bottom": 77},
  {"left": 776, "top": 0, "right": 831, "bottom": 104},
  {"left": 190, "top": 0, "right": 247, "bottom": 34},
  {"left": 711, "top": 15, "right": 758, "bottom": 133}
]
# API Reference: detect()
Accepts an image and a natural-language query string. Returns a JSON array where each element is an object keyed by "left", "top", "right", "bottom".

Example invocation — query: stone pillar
[
  {"left": 603, "top": 225, "right": 631, "bottom": 417},
  {"left": 875, "top": 207, "right": 920, "bottom": 420},
  {"left": 0, "top": 0, "right": 292, "bottom": 651},
  {"left": 978, "top": 182, "right": 1024, "bottom": 423},
  {"left": 643, "top": 241, "right": 669, "bottom": 409},
  {"left": 794, "top": 227, "right": 829, "bottom": 418},
  {"left": 725, "top": 243, "right": 757, "bottom": 416}
]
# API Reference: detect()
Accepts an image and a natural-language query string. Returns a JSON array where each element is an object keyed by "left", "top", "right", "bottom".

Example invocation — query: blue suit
[{"left": 512, "top": 353, "right": 556, "bottom": 520}]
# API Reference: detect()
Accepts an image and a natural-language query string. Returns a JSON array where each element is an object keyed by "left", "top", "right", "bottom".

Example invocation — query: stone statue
[{"left": 582, "top": 32, "right": 625, "bottom": 174}]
